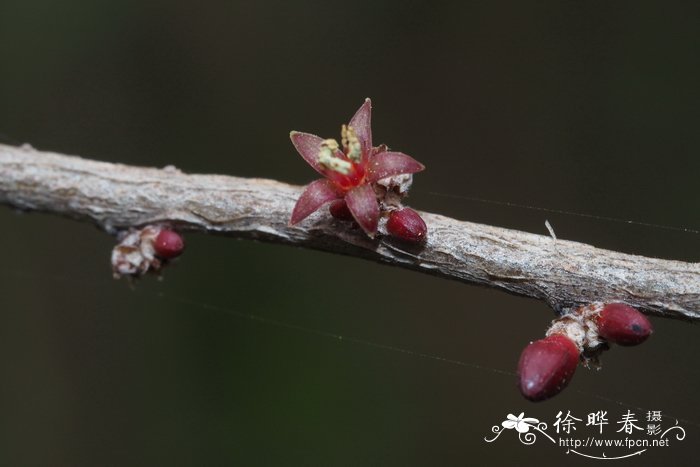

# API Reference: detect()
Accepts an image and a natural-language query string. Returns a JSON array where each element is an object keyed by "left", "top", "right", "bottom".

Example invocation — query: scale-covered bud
[
  {"left": 153, "top": 229, "right": 184, "bottom": 259},
  {"left": 386, "top": 208, "right": 427, "bottom": 243},
  {"left": 517, "top": 333, "right": 580, "bottom": 402},
  {"left": 329, "top": 199, "right": 354, "bottom": 220},
  {"left": 597, "top": 303, "right": 652, "bottom": 346}
]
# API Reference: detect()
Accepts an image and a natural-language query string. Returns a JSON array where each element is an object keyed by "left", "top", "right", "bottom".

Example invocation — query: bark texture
[{"left": 1, "top": 143, "right": 698, "bottom": 320}]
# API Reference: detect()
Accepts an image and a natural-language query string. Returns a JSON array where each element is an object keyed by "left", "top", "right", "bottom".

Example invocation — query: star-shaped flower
[{"left": 289, "top": 99, "right": 425, "bottom": 237}]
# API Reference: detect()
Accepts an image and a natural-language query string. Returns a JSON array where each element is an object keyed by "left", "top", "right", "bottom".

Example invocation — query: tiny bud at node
[
  {"left": 329, "top": 199, "right": 354, "bottom": 221},
  {"left": 153, "top": 229, "right": 184, "bottom": 259},
  {"left": 386, "top": 208, "right": 427, "bottom": 243},
  {"left": 517, "top": 333, "right": 580, "bottom": 402},
  {"left": 597, "top": 303, "right": 652, "bottom": 346}
]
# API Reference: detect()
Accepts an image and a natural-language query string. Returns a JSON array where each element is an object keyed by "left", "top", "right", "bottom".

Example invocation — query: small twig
[
  {"left": 0, "top": 143, "right": 698, "bottom": 320},
  {"left": 545, "top": 219, "right": 557, "bottom": 241}
]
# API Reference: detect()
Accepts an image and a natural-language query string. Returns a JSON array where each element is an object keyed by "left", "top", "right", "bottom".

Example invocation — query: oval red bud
[
  {"left": 329, "top": 199, "right": 354, "bottom": 220},
  {"left": 386, "top": 208, "right": 427, "bottom": 243},
  {"left": 597, "top": 303, "right": 652, "bottom": 346},
  {"left": 517, "top": 333, "right": 580, "bottom": 402},
  {"left": 153, "top": 229, "right": 184, "bottom": 259}
]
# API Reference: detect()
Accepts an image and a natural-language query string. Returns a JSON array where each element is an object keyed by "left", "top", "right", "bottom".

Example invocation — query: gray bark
[{"left": 1, "top": 143, "right": 698, "bottom": 320}]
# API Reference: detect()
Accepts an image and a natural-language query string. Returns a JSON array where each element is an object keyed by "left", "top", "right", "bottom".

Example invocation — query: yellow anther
[
  {"left": 341, "top": 125, "right": 362, "bottom": 162},
  {"left": 318, "top": 139, "right": 352, "bottom": 175},
  {"left": 322, "top": 139, "right": 339, "bottom": 151}
]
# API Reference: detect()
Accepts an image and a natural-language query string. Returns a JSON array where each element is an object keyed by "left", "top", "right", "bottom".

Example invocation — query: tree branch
[{"left": 1, "top": 143, "right": 698, "bottom": 320}]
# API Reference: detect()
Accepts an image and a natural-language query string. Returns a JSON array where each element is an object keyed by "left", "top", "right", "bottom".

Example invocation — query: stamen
[
  {"left": 322, "top": 138, "right": 339, "bottom": 152},
  {"left": 318, "top": 139, "right": 352, "bottom": 175},
  {"left": 342, "top": 125, "right": 362, "bottom": 162}
]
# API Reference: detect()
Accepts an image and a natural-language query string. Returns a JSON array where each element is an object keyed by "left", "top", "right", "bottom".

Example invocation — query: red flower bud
[
  {"left": 517, "top": 333, "right": 580, "bottom": 402},
  {"left": 597, "top": 303, "right": 652, "bottom": 346},
  {"left": 329, "top": 199, "right": 354, "bottom": 220},
  {"left": 386, "top": 208, "right": 427, "bottom": 243},
  {"left": 153, "top": 229, "right": 184, "bottom": 259}
]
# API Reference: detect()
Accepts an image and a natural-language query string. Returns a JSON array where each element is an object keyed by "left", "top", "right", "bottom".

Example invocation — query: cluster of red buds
[
  {"left": 517, "top": 303, "right": 653, "bottom": 402},
  {"left": 289, "top": 99, "right": 427, "bottom": 243},
  {"left": 111, "top": 225, "right": 184, "bottom": 278}
]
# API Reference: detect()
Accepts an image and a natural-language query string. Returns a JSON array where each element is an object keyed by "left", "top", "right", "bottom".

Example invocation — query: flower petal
[
  {"left": 366, "top": 151, "right": 425, "bottom": 183},
  {"left": 515, "top": 422, "right": 531, "bottom": 434},
  {"left": 290, "top": 179, "right": 341, "bottom": 225},
  {"left": 345, "top": 184, "right": 380, "bottom": 237},
  {"left": 502, "top": 421, "right": 517, "bottom": 429},
  {"left": 348, "top": 98, "right": 372, "bottom": 158},
  {"left": 290, "top": 131, "right": 326, "bottom": 175}
]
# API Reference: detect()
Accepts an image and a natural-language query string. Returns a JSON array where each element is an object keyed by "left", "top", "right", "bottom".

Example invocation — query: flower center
[
  {"left": 318, "top": 139, "right": 352, "bottom": 175},
  {"left": 316, "top": 125, "right": 366, "bottom": 190}
]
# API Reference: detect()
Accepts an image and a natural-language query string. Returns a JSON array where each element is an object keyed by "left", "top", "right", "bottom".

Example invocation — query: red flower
[{"left": 289, "top": 99, "right": 425, "bottom": 237}]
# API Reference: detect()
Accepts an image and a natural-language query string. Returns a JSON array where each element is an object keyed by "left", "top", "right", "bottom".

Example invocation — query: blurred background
[{"left": 1, "top": 1, "right": 699, "bottom": 465}]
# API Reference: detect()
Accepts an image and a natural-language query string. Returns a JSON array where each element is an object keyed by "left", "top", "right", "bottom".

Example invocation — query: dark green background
[{"left": 1, "top": 1, "right": 698, "bottom": 466}]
